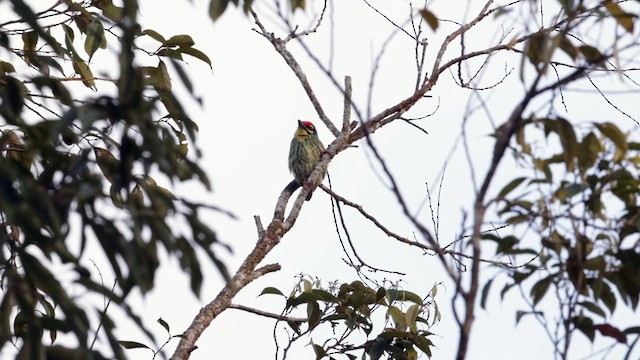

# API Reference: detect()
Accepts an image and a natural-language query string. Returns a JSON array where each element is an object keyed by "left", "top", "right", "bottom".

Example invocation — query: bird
[{"left": 289, "top": 120, "right": 325, "bottom": 200}]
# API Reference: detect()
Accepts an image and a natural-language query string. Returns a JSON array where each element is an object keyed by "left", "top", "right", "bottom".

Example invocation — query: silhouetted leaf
[
  {"left": 420, "top": 9, "right": 439, "bottom": 31},
  {"left": 118, "top": 340, "right": 151, "bottom": 350},
  {"left": 259, "top": 287, "right": 284, "bottom": 297},
  {"left": 531, "top": 276, "right": 552, "bottom": 305}
]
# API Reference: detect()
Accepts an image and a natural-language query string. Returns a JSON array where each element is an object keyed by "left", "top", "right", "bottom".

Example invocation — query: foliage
[
  {"left": 488, "top": 119, "right": 640, "bottom": 353},
  {"left": 0, "top": 0, "right": 226, "bottom": 358},
  {"left": 261, "top": 277, "right": 439, "bottom": 360}
]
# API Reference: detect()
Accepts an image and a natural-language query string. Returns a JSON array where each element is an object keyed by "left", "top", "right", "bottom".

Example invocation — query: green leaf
[
  {"left": 530, "top": 276, "right": 552, "bottom": 305},
  {"left": 419, "top": 9, "right": 438, "bottom": 31},
  {"left": 595, "top": 122, "right": 627, "bottom": 157},
  {"left": 0, "top": 61, "right": 16, "bottom": 76},
  {"left": 578, "top": 132, "right": 601, "bottom": 171},
  {"left": 157, "top": 48, "right": 183, "bottom": 60},
  {"left": 578, "top": 301, "right": 606, "bottom": 318},
  {"left": 311, "top": 343, "right": 326, "bottom": 359},
  {"left": 405, "top": 304, "right": 420, "bottom": 333},
  {"left": 604, "top": 1, "right": 635, "bottom": 33},
  {"left": 165, "top": 35, "right": 195, "bottom": 47},
  {"left": 209, "top": 0, "right": 229, "bottom": 21},
  {"left": 395, "top": 290, "right": 423, "bottom": 305},
  {"left": 157, "top": 318, "right": 170, "bottom": 333},
  {"left": 118, "top": 340, "right": 152, "bottom": 350},
  {"left": 579, "top": 45, "right": 604, "bottom": 64},
  {"left": 142, "top": 29, "right": 167, "bottom": 44},
  {"left": 480, "top": 278, "right": 493, "bottom": 310},
  {"left": 412, "top": 335, "right": 433, "bottom": 357},
  {"left": 498, "top": 177, "right": 527, "bottom": 198},
  {"left": 307, "top": 301, "right": 321, "bottom": 330},
  {"left": 243, "top": 0, "right": 254, "bottom": 13},
  {"left": 312, "top": 289, "right": 339, "bottom": 303},
  {"left": 63, "top": 24, "right": 82, "bottom": 60},
  {"left": 179, "top": 47, "right": 213, "bottom": 68},
  {"left": 72, "top": 60, "right": 96, "bottom": 89},
  {"left": 94, "top": 147, "right": 119, "bottom": 183},
  {"left": 102, "top": 3, "right": 123, "bottom": 22},
  {"left": 387, "top": 306, "right": 406, "bottom": 329},
  {"left": 558, "top": 34, "right": 578, "bottom": 60},
  {"left": 525, "top": 32, "right": 548, "bottom": 65},
  {"left": 556, "top": 117, "right": 578, "bottom": 171},
  {"left": 624, "top": 326, "right": 640, "bottom": 334},
  {"left": 572, "top": 316, "right": 595, "bottom": 342},
  {"left": 84, "top": 21, "right": 105, "bottom": 60},
  {"left": 290, "top": 0, "right": 305, "bottom": 11},
  {"left": 22, "top": 30, "right": 38, "bottom": 52}
]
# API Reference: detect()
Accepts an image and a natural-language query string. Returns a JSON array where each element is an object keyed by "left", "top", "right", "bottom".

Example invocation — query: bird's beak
[{"left": 297, "top": 119, "right": 304, "bottom": 128}]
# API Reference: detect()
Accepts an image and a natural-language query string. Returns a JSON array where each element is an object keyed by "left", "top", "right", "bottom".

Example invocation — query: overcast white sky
[{"left": 2, "top": 0, "right": 639, "bottom": 359}]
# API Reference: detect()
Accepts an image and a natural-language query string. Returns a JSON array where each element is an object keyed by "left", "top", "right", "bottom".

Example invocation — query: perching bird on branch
[{"left": 289, "top": 120, "right": 325, "bottom": 200}]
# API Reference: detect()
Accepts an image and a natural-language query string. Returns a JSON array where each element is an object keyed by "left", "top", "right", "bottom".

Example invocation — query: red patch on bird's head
[{"left": 302, "top": 121, "right": 314, "bottom": 127}]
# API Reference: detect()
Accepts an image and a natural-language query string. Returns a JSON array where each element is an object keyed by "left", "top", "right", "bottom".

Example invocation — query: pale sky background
[{"left": 1, "top": 0, "right": 639, "bottom": 359}]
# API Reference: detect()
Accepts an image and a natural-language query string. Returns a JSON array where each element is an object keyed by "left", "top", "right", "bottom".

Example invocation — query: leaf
[
  {"left": 498, "top": 177, "right": 527, "bottom": 198},
  {"left": 94, "top": 147, "right": 119, "bottom": 183},
  {"left": 311, "top": 343, "right": 326, "bottom": 359},
  {"left": 395, "top": 290, "right": 423, "bottom": 305},
  {"left": 387, "top": 306, "right": 406, "bottom": 330},
  {"left": 179, "top": 47, "right": 213, "bottom": 68},
  {"left": 307, "top": 301, "right": 321, "bottom": 330},
  {"left": 63, "top": 24, "right": 82, "bottom": 60},
  {"left": 419, "top": 9, "right": 438, "bottom": 31},
  {"left": 555, "top": 117, "right": 578, "bottom": 171},
  {"left": 578, "top": 132, "right": 601, "bottom": 171},
  {"left": 480, "top": 278, "right": 493, "bottom": 310},
  {"left": 578, "top": 301, "right": 606, "bottom": 318},
  {"left": 72, "top": 60, "right": 96, "bottom": 89},
  {"left": 405, "top": 304, "right": 420, "bottom": 333},
  {"left": 595, "top": 122, "right": 627, "bottom": 157},
  {"left": 579, "top": 45, "right": 604, "bottom": 64},
  {"left": 530, "top": 276, "right": 552, "bottom": 305},
  {"left": 290, "top": 0, "right": 305, "bottom": 11},
  {"left": 573, "top": 316, "right": 595, "bottom": 342},
  {"left": 165, "top": 35, "right": 195, "bottom": 47},
  {"left": 525, "top": 32, "right": 548, "bottom": 65},
  {"left": 142, "top": 29, "right": 167, "bottom": 44},
  {"left": 604, "top": 1, "right": 634, "bottom": 34},
  {"left": 101, "top": 3, "right": 123, "bottom": 22},
  {"left": 209, "top": 0, "right": 229, "bottom": 21},
  {"left": 84, "top": 21, "right": 105, "bottom": 60},
  {"left": 624, "top": 326, "right": 640, "bottom": 334},
  {"left": 243, "top": 0, "right": 254, "bottom": 13},
  {"left": 157, "top": 318, "right": 170, "bottom": 333},
  {"left": 0, "top": 61, "right": 16, "bottom": 76},
  {"left": 22, "top": 30, "right": 38, "bottom": 52},
  {"left": 558, "top": 34, "right": 578, "bottom": 60},
  {"left": 118, "top": 340, "right": 152, "bottom": 350}
]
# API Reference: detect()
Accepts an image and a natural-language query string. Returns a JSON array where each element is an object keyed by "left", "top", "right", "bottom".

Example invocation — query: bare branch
[
  {"left": 228, "top": 303, "right": 307, "bottom": 323},
  {"left": 250, "top": 9, "right": 340, "bottom": 137}
]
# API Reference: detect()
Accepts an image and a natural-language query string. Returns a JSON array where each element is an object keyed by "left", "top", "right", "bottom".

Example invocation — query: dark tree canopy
[{"left": 1, "top": 1, "right": 226, "bottom": 358}]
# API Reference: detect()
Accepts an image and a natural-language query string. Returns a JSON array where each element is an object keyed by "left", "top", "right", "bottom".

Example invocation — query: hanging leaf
[
  {"left": 209, "top": 0, "right": 229, "bottom": 21},
  {"left": 604, "top": 1, "right": 635, "bottom": 34},
  {"left": 84, "top": 21, "right": 105, "bottom": 60},
  {"left": 420, "top": 9, "right": 439, "bottom": 31},
  {"left": 72, "top": 60, "right": 96, "bottom": 89}
]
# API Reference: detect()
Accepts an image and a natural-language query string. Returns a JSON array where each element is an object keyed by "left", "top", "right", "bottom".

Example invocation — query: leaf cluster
[{"left": 261, "top": 278, "right": 440, "bottom": 360}]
